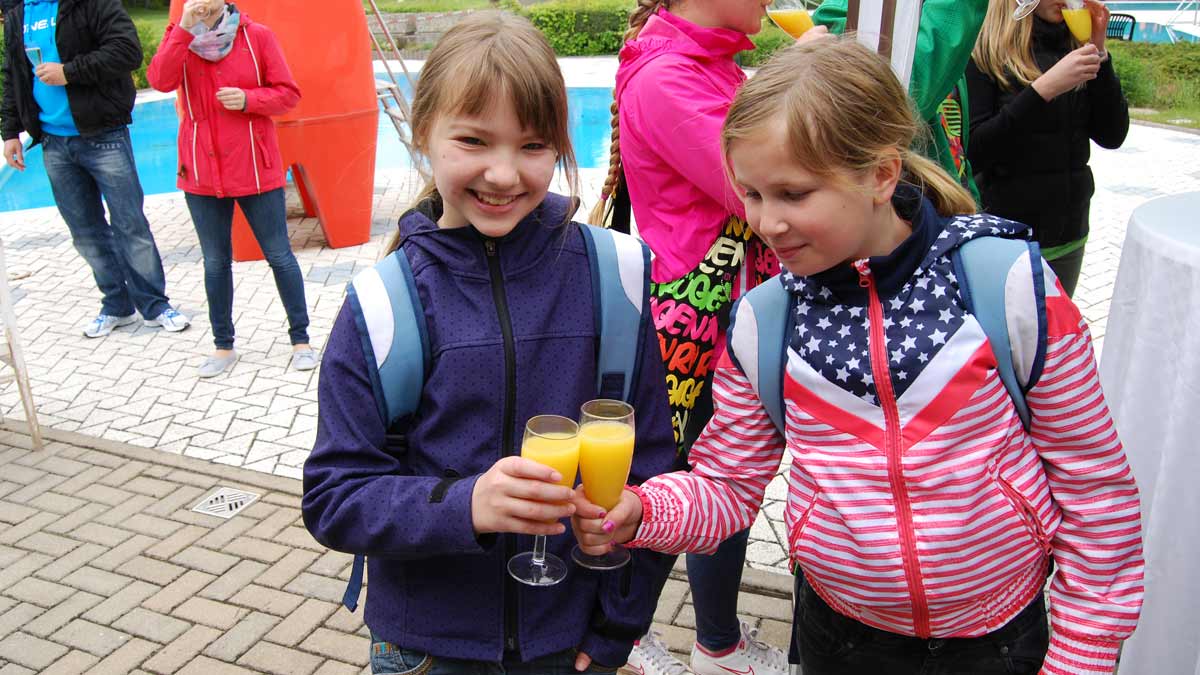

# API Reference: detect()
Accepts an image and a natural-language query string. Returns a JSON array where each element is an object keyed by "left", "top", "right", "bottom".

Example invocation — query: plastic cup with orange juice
[
  {"left": 508, "top": 415, "right": 580, "bottom": 586},
  {"left": 572, "top": 399, "right": 636, "bottom": 570},
  {"left": 1062, "top": 1, "right": 1093, "bottom": 42}
]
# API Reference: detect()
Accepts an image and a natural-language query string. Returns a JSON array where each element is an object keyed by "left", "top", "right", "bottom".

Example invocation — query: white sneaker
[
  {"left": 82, "top": 313, "right": 138, "bottom": 338},
  {"left": 144, "top": 307, "right": 190, "bottom": 332},
  {"left": 690, "top": 621, "right": 788, "bottom": 675},
  {"left": 621, "top": 631, "right": 693, "bottom": 675}
]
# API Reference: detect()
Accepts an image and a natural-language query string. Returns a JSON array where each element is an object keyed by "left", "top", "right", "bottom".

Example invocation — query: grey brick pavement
[{"left": 0, "top": 425, "right": 791, "bottom": 673}]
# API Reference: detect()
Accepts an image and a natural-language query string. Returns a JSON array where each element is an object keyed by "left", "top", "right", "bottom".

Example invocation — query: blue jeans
[
  {"left": 41, "top": 128, "right": 170, "bottom": 319},
  {"left": 793, "top": 578, "right": 1049, "bottom": 675},
  {"left": 185, "top": 188, "right": 310, "bottom": 350},
  {"left": 687, "top": 527, "right": 750, "bottom": 652},
  {"left": 368, "top": 634, "right": 618, "bottom": 674}
]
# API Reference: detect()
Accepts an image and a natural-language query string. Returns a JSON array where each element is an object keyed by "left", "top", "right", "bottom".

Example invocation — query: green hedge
[
  {"left": 744, "top": 23, "right": 792, "bottom": 67},
  {"left": 521, "top": 0, "right": 631, "bottom": 56},
  {"left": 1109, "top": 40, "right": 1200, "bottom": 110},
  {"left": 133, "top": 21, "right": 164, "bottom": 90}
]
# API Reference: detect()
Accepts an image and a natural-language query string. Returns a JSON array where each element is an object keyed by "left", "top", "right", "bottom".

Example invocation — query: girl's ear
[{"left": 870, "top": 149, "right": 903, "bottom": 206}]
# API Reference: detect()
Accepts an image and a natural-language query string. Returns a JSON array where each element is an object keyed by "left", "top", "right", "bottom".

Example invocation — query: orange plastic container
[{"left": 169, "top": 0, "right": 378, "bottom": 261}]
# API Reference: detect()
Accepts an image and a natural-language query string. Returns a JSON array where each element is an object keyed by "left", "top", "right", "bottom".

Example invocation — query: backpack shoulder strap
[
  {"left": 952, "top": 236, "right": 1047, "bottom": 431},
  {"left": 341, "top": 247, "right": 430, "bottom": 612},
  {"left": 728, "top": 275, "right": 791, "bottom": 436},
  {"left": 579, "top": 224, "right": 651, "bottom": 403},
  {"left": 345, "top": 248, "right": 430, "bottom": 430}
]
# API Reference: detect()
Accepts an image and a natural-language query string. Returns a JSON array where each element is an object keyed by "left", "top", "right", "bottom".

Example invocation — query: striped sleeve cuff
[
  {"left": 1042, "top": 632, "right": 1122, "bottom": 674},
  {"left": 625, "top": 484, "right": 696, "bottom": 554}
]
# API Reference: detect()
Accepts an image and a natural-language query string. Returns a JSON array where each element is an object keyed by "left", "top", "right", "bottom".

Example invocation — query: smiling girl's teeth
[{"left": 475, "top": 192, "right": 517, "bottom": 206}]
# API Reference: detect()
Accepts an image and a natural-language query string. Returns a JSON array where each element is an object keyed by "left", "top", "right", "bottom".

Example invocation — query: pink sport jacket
[{"left": 616, "top": 10, "right": 754, "bottom": 283}]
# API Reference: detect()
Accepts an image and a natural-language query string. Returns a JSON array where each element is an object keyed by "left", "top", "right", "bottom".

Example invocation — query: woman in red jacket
[{"left": 149, "top": 0, "right": 316, "bottom": 378}]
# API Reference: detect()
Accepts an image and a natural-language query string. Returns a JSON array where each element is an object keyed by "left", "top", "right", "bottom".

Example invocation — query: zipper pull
[
  {"left": 853, "top": 259, "right": 872, "bottom": 288},
  {"left": 485, "top": 240, "right": 497, "bottom": 257}
]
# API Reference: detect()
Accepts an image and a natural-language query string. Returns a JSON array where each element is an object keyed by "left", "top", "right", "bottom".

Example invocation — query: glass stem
[{"left": 532, "top": 535, "right": 548, "bottom": 568}]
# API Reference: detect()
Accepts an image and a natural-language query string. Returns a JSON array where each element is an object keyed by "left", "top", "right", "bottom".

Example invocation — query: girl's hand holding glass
[
  {"left": 1032, "top": 43, "right": 1101, "bottom": 101},
  {"left": 470, "top": 455, "right": 576, "bottom": 537},
  {"left": 1081, "top": 0, "right": 1110, "bottom": 55},
  {"left": 505, "top": 415, "right": 580, "bottom": 586},
  {"left": 571, "top": 400, "right": 637, "bottom": 570},
  {"left": 570, "top": 486, "right": 644, "bottom": 555}
]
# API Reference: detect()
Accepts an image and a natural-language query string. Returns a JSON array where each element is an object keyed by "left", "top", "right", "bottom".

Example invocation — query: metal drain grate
[{"left": 192, "top": 487, "right": 260, "bottom": 519}]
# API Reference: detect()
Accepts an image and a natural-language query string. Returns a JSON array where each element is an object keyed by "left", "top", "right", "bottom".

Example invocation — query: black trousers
[
  {"left": 792, "top": 577, "right": 1049, "bottom": 675},
  {"left": 1048, "top": 244, "right": 1086, "bottom": 298}
]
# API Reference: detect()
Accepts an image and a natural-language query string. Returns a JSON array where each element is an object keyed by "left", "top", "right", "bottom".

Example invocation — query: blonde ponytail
[
  {"left": 902, "top": 152, "right": 976, "bottom": 217},
  {"left": 589, "top": 0, "right": 670, "bottom": 226}
]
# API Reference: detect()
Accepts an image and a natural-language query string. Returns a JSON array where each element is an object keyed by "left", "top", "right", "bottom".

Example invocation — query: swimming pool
[
  {"left": 1130, "top": 21, "right": 1200, "bottom": 42},
  {"left": 1107, "top": 1, "right": 1194, "bottom": 11},
  {"left": 0, "top": 84, "right": 615, "bottom": 213}
]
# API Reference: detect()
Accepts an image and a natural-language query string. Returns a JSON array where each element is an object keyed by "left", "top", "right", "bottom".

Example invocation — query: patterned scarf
[{"left": 188, "top": 4, "right": 240, "bottom": 62}]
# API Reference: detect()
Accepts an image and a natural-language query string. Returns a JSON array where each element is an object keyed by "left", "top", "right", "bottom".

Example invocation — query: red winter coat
[{"left": 148, "top": 14, "right": 300, "bottom": 198}]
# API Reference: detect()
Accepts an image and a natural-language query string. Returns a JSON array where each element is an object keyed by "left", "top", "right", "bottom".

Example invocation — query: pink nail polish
[{"left": 602, "top": 520, "right": 615, "bottom": 533}]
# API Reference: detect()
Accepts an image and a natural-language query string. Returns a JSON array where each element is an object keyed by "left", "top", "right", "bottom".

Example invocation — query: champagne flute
[
  {"left": 508, "top": 415, "right": 580, "bottom": 587},
  {"left": 768, "top": 0, "right": 815, "bottom": 39},
  {"left": 572, "top": 399, "right": 636, "bottom": 570},
  {"left": 1013, "top": 0, "right": 1040, "bottom": 20},
  {"left": 1061, "top": 0, "right": 1094, "bottom": 42}
]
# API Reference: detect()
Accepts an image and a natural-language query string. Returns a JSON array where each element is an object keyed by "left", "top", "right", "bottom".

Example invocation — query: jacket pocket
[
  {"left": 252, "top": 123, "right": 274, "bottom": 169},
  {"left": 787, "top": 490, "right": 824, "bottom": 564},
  {"left": 994, "top": 468, "right": 1050, "bottom": 554}
]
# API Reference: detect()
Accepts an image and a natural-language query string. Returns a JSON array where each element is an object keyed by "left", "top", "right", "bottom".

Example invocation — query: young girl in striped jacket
[{"left": 573, "top": 37, "right": 1143, "bottom": 675}]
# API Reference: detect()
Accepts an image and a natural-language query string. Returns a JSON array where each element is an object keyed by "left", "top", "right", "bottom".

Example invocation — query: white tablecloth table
[{"left": 1100, "top": 192, "right": 1200, "bottom": 675}]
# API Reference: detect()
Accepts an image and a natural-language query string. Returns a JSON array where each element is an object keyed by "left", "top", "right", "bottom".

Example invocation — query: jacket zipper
[
  {"left": 248, "top": 120, "right": 261, "bottom": 193},
  {"left": 854, "top": 260, "right": 931, "bottom": 638},
  {"left": 484, "top": 238, "right": 520, "bottom": 656},
  {"left": 182, "top": 65, "right": 201, "bottom": 187},
  {"left": 244, "top": 27, "right": 264, "bottom": 195}
]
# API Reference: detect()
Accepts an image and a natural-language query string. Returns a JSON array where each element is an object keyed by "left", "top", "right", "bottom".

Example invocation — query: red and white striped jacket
[{"left": 630, "top": 204, "right": 1143, "bottom": 674}]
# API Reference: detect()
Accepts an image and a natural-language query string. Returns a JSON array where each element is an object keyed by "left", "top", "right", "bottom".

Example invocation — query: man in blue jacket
[{"left": 2, "top": 0, "right": 190, "bottom": 338}]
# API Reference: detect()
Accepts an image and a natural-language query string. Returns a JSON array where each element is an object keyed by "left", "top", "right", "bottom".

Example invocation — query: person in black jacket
[
  {"left": 966, "top": 0, "right": 1128, "bottom": 296},
  {"left": 2, "top": 0, "right": 190, "bottom": 337}
]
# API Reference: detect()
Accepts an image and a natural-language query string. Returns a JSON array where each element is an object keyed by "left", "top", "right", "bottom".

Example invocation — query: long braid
[{"left": 589, "top": 0, "right": 670, "bottom": 226}]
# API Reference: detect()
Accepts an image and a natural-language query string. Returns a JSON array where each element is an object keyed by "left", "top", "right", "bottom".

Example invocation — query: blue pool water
[
  {"left": 0, "top": 84, "right": 615, "bottom": 213},
  {"left": 1107, "top": 1, "right": 1193, "bottom": 10},
  {"left": 1130, "top": 21, "right": 1200, "bottom": 43}
]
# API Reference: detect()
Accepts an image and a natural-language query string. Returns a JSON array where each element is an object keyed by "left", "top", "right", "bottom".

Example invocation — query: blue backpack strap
[
  {"left": 728, "top": 275, "right": 790, "bottom": 436},
  {"left": 953, "top": 236, "right": 1047, "bottom": 431},
  {"left": 580, "top": 224, "right": 651, "bottom": 403},
  {"left": 341, "top": 247, "right": 431, "bottom": 612},
  {"left": 346, "top": 249, "right": 431, "bottom": 429}
]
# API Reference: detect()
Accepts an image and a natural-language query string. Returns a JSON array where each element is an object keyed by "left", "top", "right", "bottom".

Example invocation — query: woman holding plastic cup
[{"left": 966, "top": 0, "right": 1128, "bottom": 296}]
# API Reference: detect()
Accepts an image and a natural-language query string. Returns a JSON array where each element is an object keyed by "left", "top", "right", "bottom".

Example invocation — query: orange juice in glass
[
  {"left": 522, "top": 432, "right": 580, "bottom": 490},
  {"left": 573, "top": 399, "right": 636, "bottom": 570},
  {"left": 768, "top": 8, "right": 814, "bottom": 38},
  {"left": 1062, "top": 5, "right": 1092, "bottom": 42},
  {"left": 508, "top": 415, "right": 579, "bottom": 587}
]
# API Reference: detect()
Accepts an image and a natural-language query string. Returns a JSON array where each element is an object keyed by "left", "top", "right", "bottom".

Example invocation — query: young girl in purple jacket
[{"left": 302, "top": 13, "right": 678, "bottom": 674}]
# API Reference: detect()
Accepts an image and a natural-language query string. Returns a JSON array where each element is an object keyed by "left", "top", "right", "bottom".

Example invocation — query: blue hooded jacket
[{"left": 302, "top": 194, "right": 680, "bottom": 666}]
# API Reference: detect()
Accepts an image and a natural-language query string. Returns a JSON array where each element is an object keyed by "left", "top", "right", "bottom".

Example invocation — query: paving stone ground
[
  {"left": 2, "top": 119, "right": 1197, "bottom": 579},
  {"left": 0, "top": 425, "right": 791, "bottom": 673}
]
